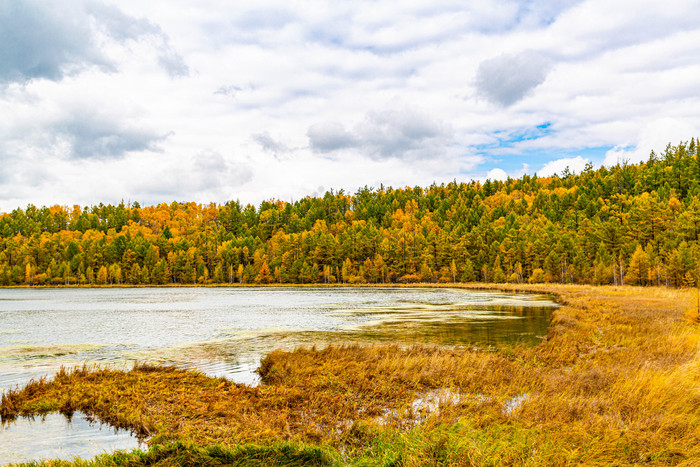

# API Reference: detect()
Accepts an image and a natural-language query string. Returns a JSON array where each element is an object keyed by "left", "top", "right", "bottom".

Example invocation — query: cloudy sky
[{"left": 1, "top": 0, "right": 700, "bottom": 211}]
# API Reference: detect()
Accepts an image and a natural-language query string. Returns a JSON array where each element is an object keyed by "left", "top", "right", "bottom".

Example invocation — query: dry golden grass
[{"left": 3, "top": 284, "right": 700, "bottom": 465}]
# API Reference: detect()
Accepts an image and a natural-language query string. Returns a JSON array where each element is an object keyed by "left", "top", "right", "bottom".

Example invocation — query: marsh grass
[
  {"left": 3, "top": 284, "right": 700, "bottom": 465},
  {"left": 2, "top": 442, "right": 337, "bottom": 466}
]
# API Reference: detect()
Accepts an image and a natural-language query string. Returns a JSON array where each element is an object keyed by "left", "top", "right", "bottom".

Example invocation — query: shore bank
[{"left": 2, "top": 284, "right": 699, "bottom": 465}]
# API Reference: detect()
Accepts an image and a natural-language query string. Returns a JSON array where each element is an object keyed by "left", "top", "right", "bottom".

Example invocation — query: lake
[
  {"left": 0, "top": 286, "right": 557, "bottom": 463},
  {"left": 0, "top": 286, "right": 557, "bottom": 390}
]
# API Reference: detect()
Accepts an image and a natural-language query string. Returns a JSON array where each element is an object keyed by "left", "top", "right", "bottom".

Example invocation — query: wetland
[
  {"left": 4, "top": 285, "right": 700, "bottom": 465},
  {"left": 0, "top": 286, "right": 556, "bottom": 464}
]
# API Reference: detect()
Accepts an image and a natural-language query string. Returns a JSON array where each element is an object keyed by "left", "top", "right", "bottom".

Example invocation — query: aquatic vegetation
[
  {"left": 0, "top": 344, "right": 105, "bottom": 362},
  {"left": 0, "top": 442, "right": 337, "bottom": 466},
  {"left": 3, "top": 284, "right": 700, "bottom": 465},
  {"left": 0, "top": 287, "right": 553, "bottom": 393}
]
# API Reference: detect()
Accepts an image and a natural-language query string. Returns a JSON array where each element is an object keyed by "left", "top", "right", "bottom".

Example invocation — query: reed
[{"left": 3, "top": 284, "right": 700, "bottom": 465}]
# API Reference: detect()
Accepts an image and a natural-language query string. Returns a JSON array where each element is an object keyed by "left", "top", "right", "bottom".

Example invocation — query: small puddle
[{"left": 0, "top": 411, "right": 143, "bottom": 464}]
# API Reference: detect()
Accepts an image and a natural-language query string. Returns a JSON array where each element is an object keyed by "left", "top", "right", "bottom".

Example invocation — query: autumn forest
[{"left": 2, "top": 140, "right": 700, "bottom": 288}]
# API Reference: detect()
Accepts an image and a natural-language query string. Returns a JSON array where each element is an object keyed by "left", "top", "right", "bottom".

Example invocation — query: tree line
[{"left": 2, "top": 139, "right": 700, "bottom": 287}]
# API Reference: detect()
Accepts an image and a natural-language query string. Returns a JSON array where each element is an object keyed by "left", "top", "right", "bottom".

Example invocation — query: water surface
[
  {"left": 0, "top": 412, "right": 142, "bottom": 464},
  {"left": 0, "top": 286, "right": 556, "bottom": 464},
  {"left": 1, "top": 287, "right": 556, "bottom": 390}
]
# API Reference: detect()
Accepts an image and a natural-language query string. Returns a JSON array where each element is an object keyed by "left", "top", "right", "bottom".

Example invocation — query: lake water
[
  {"left": 0, "top": 412, "right": 145, "bottom": 464},
  {"left": 0, "top": 286, "right": 557, "bottom": 463},
  {"left": 0, "top": 287, "right": 556, "bottom": 390}
]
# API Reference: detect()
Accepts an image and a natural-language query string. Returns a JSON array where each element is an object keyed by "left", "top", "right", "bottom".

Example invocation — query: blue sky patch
[{"left": 473, "top": 145, "right": 614, "bottom": 177}]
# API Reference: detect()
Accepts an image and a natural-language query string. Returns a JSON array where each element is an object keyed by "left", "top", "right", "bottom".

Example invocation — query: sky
[{"left": 1, "top": 0, "right": 700, "bottom": 211}]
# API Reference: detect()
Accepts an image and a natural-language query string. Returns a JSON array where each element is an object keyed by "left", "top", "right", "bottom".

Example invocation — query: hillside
[{"left": 1, "top": 139, "right": 699, "bottom": 287}]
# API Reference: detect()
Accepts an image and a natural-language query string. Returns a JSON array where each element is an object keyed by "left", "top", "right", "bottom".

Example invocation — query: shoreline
[{"left": 2, "top": 284, "right": 699, "bottom": 465}]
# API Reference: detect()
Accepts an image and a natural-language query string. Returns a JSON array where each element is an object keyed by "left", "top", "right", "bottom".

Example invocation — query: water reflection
[
  {"left": 0, "top": 287, "right": 557, "bottom": 463},
  {"left": 0, "top": 411, "right": 142, "bottom": 464},
  {"left": 0, "top": 287, "right": 557, "bottom": 391}
]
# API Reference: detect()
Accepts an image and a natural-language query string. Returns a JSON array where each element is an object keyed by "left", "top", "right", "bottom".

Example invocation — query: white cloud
[
  {"left": 1, "top": 0, "right": 700, "bottom": 211},
  {"left": 476, "top": 50, "right": 553, "bottom": 106},
  {"left": 0, "top": 0, "right": 187, "bottom": 84},
  {"left": 307, "top": 100, "right": 454, "bottom": 160},
  {"left": 479, "top": 163, "right": 530, "bottom": 183},
  {"left": 252, "top": 132, "right": 290, "bottom": 156},
  {"left": 307, "top": 122, "right": 357, "bottom": 153},
  {"left": 486, "top": 168, "right": 509, "bottom": 181},
  {"left": 603, "top": 118, "right": 699, "bottom": 166},
  {"left": 538, "top": 156, "right": 589, "bottom": 177}
]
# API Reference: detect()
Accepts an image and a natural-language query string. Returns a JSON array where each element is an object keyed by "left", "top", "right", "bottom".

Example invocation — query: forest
[{"left": 1, "top": 139, "right": 700, "bottom": 288}]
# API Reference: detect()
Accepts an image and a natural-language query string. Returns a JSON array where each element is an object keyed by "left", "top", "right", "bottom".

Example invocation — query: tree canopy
[{"left": 2, "top": 139, "right": 700, "bottom": 287}]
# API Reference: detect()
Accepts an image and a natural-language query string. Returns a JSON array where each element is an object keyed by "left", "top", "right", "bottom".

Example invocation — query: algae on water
[{"left": 0, "top": 344, "right": 105, "bottom": 362}]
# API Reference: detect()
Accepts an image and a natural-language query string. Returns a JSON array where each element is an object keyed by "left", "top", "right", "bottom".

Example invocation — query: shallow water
[
  {"left": 0, "top": 287, "right": 557, "bottom": 391},
  {"left": 0, "top": 412, "right": 143, "bottom": 464},
  {"left": 0, "top": 286, "right": 556, "bottom": 464}
]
